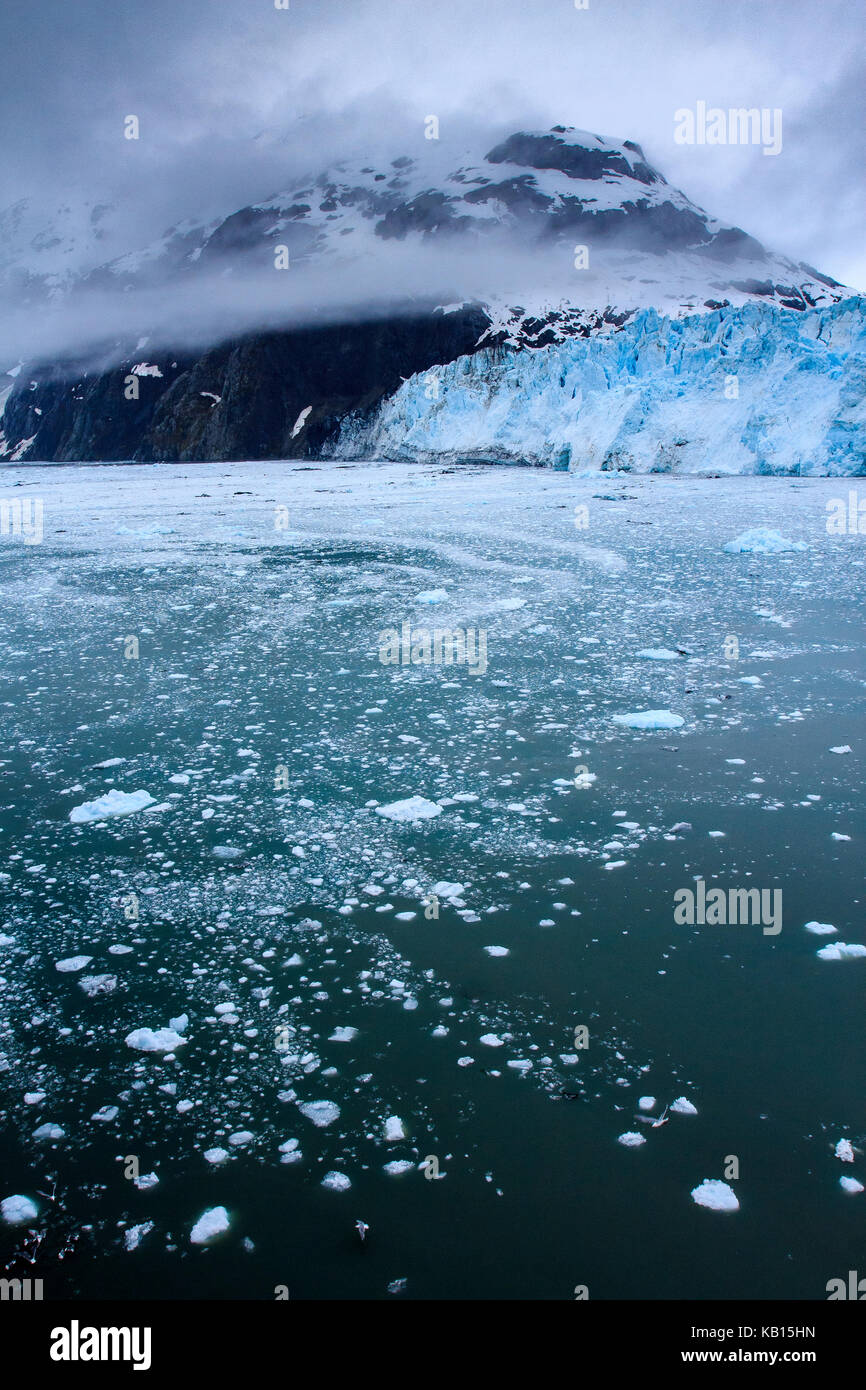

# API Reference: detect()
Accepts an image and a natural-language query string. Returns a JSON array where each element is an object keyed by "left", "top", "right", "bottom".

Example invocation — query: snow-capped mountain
[{"left": 0, "top": 125, "right": 860, "bottom": 468}]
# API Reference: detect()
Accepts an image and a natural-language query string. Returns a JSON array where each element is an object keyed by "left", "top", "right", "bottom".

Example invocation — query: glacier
[{"left": 329, "top": 296, "right": 866, "bottom": 475}]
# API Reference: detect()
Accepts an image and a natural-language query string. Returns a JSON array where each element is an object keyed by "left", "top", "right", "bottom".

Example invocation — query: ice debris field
[{"left": 0, "top": 460, "right": 863, "bottom": 1298}]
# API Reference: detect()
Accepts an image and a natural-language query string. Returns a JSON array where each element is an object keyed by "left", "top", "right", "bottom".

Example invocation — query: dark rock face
[
  {"left": 486, "top": 132, "right": 663, "bottom": 187},
  {"left": 1, "top": 306, "right": 490, "bottom": 462}
]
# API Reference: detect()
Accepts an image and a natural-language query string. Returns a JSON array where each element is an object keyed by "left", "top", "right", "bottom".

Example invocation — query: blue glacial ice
[{"left": 331, "top": 297, "right": 866, "bottom": 474}]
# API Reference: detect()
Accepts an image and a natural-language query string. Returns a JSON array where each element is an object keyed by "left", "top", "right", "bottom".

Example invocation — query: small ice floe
[
  {"left": 125, "top": 1027, "right": 188, "bottom": 1053},
  {"left": 387, "top": 1277, "right": 408, "bottom": 1295},
  {"left": 829, "top": 746, "right": 852, "bottom": 755},
  {"left": 671, "top": 1097, "right": 698, "bottom": 1115},
  {"left": 94, "top": 757, "right": 125, "bottom": 769},
  {"left": 492, "top": 597, "right": 526, "bottom": 611},
  {"left": 91, "top": 1106, "right": 119, "bottom": 1123},
  {"left": 604, "top": 860, "right": 627, "bottom": 871},
  {"left": 484, "top": 946, "right": 509, "bottom": 957},
  {"left": 108, "top": 944, "right": 133, "bottom": 955},
  {"left": 479, "top": 1034, "right": 504, "bottom": 1048},
  {"left": 384, "top": 1160, "right": 415, "bottom": 1176},
  {"left": 573, "top": 771, "right": 597, "bottom": 788},
  {"left": 415, "top": 589, "right": 448, "bottom": 605},
  {"left": 431, "top": 880, "right": 463, "bottom": 901},
  {"left": 33, "top": 1123, "right": 65, "bottom": 1141},
  {"left": 1, "top": 1194, "right": 38, "bottom": 1226},
  {"left": 329, "top": 1027, "right": 358, "bottom": 1042},
  {"left": 722, "top": 528, "right": 807, "bottom": 555},
  {"left": 831, "top": 833, "right": 851, "bottom": 841},
  {"left": 69, "top": 789, "right": 155, "bottom": 823},
  {"left": 203, "top": 1148, "right": 229, "bottom": 1166},
  {"left": 212, "top": 845, "right": 243, "bottom": 859},
  {"left": 24, "top": 1092, "right": 45, "bottom": 1105},
  {"left": 228, "top": 1130, "right": 254, "bottom": 1147},
  {"left": 375, "top": 796, "right": 442, "bottom": 823},
  {"left": 298, "top": 1100, "right": 340, "bottom": 1128},
  {"left": 321, "top": 1171, "right": 351, "bottom": 1191},
  {"left": 124, "top": 1221, "right": 154, "bottom": 1251},
  {"left": 691, "top": 1179, "right": 739, "bottom": 1212},
  {"left": 191, "top": 1206, "right": 230, "bottom": 1245},
  {"left": 835, "top": 1139, "right": 855, "bottom": 1163},
  {"left": 804, "top": 922, "right": 837, "bottom": 935},
  {"left": 79, "top": 974, "right": 117, "bottom": 997},
  {"left": 613, "top": 710, "right": 684, "bottom": 731},
  {"left": 840, "top": 1177, "right": 864, "bottom": 1194},
  {"left": 637, "top": 1096, "right": 656, "bottom": 1112},
  {"left": 384, "top": 1116, "right": 406, "bottom": 1141},
  {"left": 617, "top": 1132, "right": 646, "bottom": 1148},
  {"left": 278, "top": 1139, "right": 301, "bottom": 1164},
  {"left": 637, "top": 648, "right": 680, "bottom": 660},
  {"left": 169, "top": 1014, "right": 189, "bottom": 1034},
  {"left": 0, "top": 934, "right": 15, "bottom": 947},
  {"left": 56, "top": 956, "right": 93, "bottom": 973},
  {"left": 135, "top": 1172, "right": 159, "bottom": 1190},
  {"left": 817, "top": 942, "right": 866, "bottom": 961},
  {"left": 739, "top": 675, "right": 762, "bottom": 686}
]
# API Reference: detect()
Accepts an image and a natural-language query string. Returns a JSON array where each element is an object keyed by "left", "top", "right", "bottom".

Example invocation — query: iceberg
[
  {"left": 613, "top": 710, "right": 684, "bottom": 730},
  {"left": 69, "top": 789, "right": 155, "bottom": 823},
  {"left": 375, "top": 796, "right": 443, "bottom": 822},
  {"left": 691, "top": 1179, "right": 739, "bottom": 1212}
]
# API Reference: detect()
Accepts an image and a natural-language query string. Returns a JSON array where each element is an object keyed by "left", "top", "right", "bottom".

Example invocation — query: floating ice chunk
[
  {"left": 169, "top": 1014, "right": 189, "bottom": 1034},
  {"left": 94, "top": 757, "right": 125, "bottom": 768},
  {"left": 212, "top": 845, "right": 243, "bottom": 859},
  {"left": 24, "top": 1092, "right": 45, "bottom": 1105},
  {"left": 723, "top": 529, "right": 807, "bottom": 555},
  {"left": 830, "top": 746, "right": 852, "bottom": 755},
  {"left": 298, "top": 1100, "right": 340, "bottom": 1128},
  {"left": 637, "top": 1097, "right": 656, "bottom": 1112},
  {"left": 125, "top": 1027, "right": 188, "bottom": 1053},
  {"left": 493, "top": 597, "right": 526, "bottom": 611},
  {"left": 831, "top": 833, "right": 851, "bottom": 841},
  {"left": 637, "top": 648, "right": 680, "bottom": 660},
  {"left": 375, "top": 796, "right": 442, "bottom": 823},
  {"left": 691, "top": 1179, "right": 739, "bottom": 1211},
  {"left": 618, "top": 1132, "right": 646, "bottom": 1147},
  {"left": 169, "top": 773, "right": 190, "bottom": 785},
  {"left": 384, "top": 1116, "right": 406, "bottom": 1141},
  {"left": 479, "top": 1034, "right": 504, "bottom": 1047},
  {"left": 191, "top": 1205, "right": 230, "bottom": 1245},
  {"left": 383, "top": 1160, "right": 414, "bottom": 1176},
  {"left": 415, "top": 589, "right": 448, "bottom": 605},
  {"left": 671, "top": 1097, "right": 698, "bottom": 1115},
  {"left": 804, "top": 922, "right": 837, "bottom": 935},
  {"left": 228, "top": 1130, "right": 254, "bottom": 1147},
  {"left": 329, "top": 1027, "right": 358, "bottom": 1042},
  {"left": 321, "top": 1171, "right": 351, "bottom": 1191},
  {"left": 108, "top": 944, "right": 133, "bottom": 955},
  {"left": 79, "top": 974, "right": 117, "bottom": 997},
  {"left": 91, "top": 1105, "right": 119, "bottom": 1123},
  {"left": 431, "top": 880, "right": 463, "bottom": 900},
  {"left": 203, "top": 1148, "right": 229, "bottom": 1165},
  {"left": 1, "top": 1194, "right": 38, "bottom": 1225},
  {"left": 817, "top": 942, "right": 866, "bottom": 960},
  {"left": 56, "top": 956, "right": 92, "bottom": 973},
  {"left": 124, "top": 1221, "right": 154, "bottom": 1251},
  {"left": 605, "top": 860, "right": 627, "bottom": 870},
  {"left": 0, "top": 934, "right": 14, "bottom": 946},
  {"left": 278, "top": 1138, "right": 299, "bottom": 1155},
  {"left": 135, "top": 1172, "right": 159, "bottom": 1190},
  {"left": 840, "top": 1177, "right": 864, "bottom": 1194},
  {"left": 484, "top": 946, "right": 509, "bottom": 957},
  {"left": 33, "top": 1123, "right": 65, "bottom": 1141},
  {"left": 835, "top": 1139, "right": 855, "bottom": 1163},
  {"left": 613, "top": 710, "right": 684, "bottom": 731},
  {"left": 387, "top": 1277, "right": 407, "bottom": 1295},
  {"left": 69, "top": 789, "right": 155, "bottom": 823}
]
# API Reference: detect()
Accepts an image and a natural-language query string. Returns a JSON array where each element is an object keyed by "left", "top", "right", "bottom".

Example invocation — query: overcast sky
[{"left": 1, "top": 0, "right": 863, "bottom": 288}]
